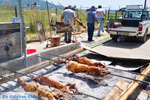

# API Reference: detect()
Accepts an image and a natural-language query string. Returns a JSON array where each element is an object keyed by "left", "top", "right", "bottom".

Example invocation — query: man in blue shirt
[{"left": 87, "top": 6, "right": 97, "bottom": 41}]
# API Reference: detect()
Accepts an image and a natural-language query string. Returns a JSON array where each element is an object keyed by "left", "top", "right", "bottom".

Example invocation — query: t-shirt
[
  {"left": 62, "top": 9, "right": 75, "bottom": 24},
  {"left": 96, "top": 8, "right": 105, "bottom": 19},
  {"left": 87, "top": 11, "right": 97, "bottom": 23}
]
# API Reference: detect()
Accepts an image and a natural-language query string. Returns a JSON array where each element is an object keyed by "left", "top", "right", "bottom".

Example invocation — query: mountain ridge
[{"left": 0, "top": 0, "right": 63, "bottom": 10}]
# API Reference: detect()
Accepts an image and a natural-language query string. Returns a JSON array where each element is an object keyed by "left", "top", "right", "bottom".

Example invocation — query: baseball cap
[{"left": 91, "top": 6, "right": 95, "bottom": 9}]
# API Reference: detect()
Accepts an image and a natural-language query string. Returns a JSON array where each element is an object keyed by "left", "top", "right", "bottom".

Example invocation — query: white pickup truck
[{"left": 106, "top": 6, "right": 150, "bottom": 42}]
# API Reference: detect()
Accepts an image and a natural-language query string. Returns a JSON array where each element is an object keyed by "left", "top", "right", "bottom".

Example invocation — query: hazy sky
[{"left": 48, "top": 0, "right": 147, "bottom": 9}]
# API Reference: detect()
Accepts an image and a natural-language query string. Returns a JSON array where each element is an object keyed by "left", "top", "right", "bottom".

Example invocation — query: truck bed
[{"left": 107, "top": 27, "right": 138, "bottom": 33}]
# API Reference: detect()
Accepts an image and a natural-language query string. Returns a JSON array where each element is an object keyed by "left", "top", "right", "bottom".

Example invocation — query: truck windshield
[{"left": 124, "top": 11, "right": 149, "bottom": 19}]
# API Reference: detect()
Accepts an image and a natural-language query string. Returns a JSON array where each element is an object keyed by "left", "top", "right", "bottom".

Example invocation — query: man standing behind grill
[
  {"left": 96, "top": 5, "right": 106, "bottom": 36},
  {"left": 87, "top": 6, "right": 97, "bottom": 41},
  {"left": 61, "top": 5, "right": 76, "bottom": 43}
]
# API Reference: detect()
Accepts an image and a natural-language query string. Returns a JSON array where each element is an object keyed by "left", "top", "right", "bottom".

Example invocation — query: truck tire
[
  {"left": 111, "top": 35, "right": 118, "bottom": 41},
  {"left": 140, "top": 30, "right": 147, "bottom": 43}
]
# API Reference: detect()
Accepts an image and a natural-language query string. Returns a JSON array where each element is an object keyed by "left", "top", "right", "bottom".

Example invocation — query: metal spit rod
[
  {"left": 0, "top": 75, "right": 102, "bottom": 100},
  {"left": 1, "top": 62, "right": 150, "bottom": 85},
  {"left": 0, "top": 54, "right": 63, "bottom": 79},
  {"left": 107, "top": 65, "right": 150, "bottom": 78},
  {"left": 0, "top": 66, "right": 39, "bottom": 78},
  {"left": 0, "top": 67, "right": 102, "bottom": 100},
  {"left": 1, "top": 60, "right": 150, "bottom": 100},
  {"left": 108, "top": 73, "right": 150, "bottom": 85},
  {"left": 0, "top": 75, "right": 16, "bottom": 82},
  {"left": 1, "top": 54, "right": 150, "bottom": 84},
  {"left": 37, "top": 53, "right": 150, "bottom": 78}
]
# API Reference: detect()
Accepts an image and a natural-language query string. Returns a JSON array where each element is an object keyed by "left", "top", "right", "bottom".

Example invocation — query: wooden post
[{"left": 104, "top": 79, "right": 130, "bottom": 100}]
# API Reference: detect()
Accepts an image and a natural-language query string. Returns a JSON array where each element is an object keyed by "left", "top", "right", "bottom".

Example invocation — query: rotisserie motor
[
  {"left": 18, "top": 77, "right": 68, "bottom": 100},
  {"left": 30, "top": 75, "right": 77, "bottom": 94}
]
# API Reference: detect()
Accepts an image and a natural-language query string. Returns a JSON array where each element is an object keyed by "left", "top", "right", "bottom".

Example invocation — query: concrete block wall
[
  {"left": 0, "top": 23, "right": 22, "bottom": 62},
  {"left": 0, "top": 42, "right": 81, "bottom": 75}
]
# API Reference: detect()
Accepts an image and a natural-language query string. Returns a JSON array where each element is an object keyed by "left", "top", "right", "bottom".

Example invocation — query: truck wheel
[
  {"left": 111, "top": 35, "right": 117, "bottom": 41},
  {"left": 112, "top": 37, "right": 117, "bottom": 41},
  {"left": 140, "top": 31, "right": 147, "bottom": 43}
]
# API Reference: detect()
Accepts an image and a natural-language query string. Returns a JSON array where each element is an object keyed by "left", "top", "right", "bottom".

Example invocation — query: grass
[
  {"left": 0, "top": 6, "right": 89, "bottom": 34},
  {"left": 0, "top": 6, "right": 16, "bottom": 22},
  {"left": 0, "top": 6, "right": 114, "bottom": 41}
]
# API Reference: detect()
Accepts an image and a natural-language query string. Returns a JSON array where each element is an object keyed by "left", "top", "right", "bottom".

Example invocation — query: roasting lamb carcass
[
  {"left": 56, "top": 57, "right": 106, "bottom": 69},
  {"left": 18, "top": 77, "right": 68, "bottom": 100},
  {"left": 30, "top": 75, "right": 78, "bottom": 94},
  {"left": 66, "top": 61, "right": 110, "bottom": 77},
  {"left": 73, "top": 56, "right": 107, "bottom": 68}
]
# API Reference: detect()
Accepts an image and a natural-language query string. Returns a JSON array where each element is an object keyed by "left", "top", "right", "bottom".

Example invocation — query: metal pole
[
  {"left": 51, "top": 1, "right": 62, "bottom": 15},
  {"left": 18, "top": 0, "right": 27, "bottom": 67},
  {"left": 108, "top": 9, "right": 110, "bottom": 20},
  {"left": 1, "top": 63, "right": 150, "bottom": 85},
  {"left": 144, "top": 0, "right": 147, "bottom": 10},
  {"left": 58, "top": 2, "right": 64, "bottom": 9},
  {"left": 46, "top": 0, "right": 51, "bottom": 39},
  {"left": 115, "top": 10, "right": 117, "bottom": 20},
  {"left": 56, "top": 8, "right": 58, "bottom": 21},
  {"left": 15, "top": 6, "right": 18, "bottom": 17},
  {"left": 46, "top": 0, "right": 51, "bottom": 26},
  {"left": 77, "top": 10, "right": 80, "bottom": 32}
]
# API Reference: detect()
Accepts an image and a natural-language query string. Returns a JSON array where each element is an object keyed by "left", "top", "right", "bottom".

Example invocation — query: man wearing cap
[
  {"left": 61, "top": 5, "right": 76, "bottom": 43},
  {"left": 96, "top": 5, "right": 106, "bottom": 36},
  {"left": 87, "top": 6, "right": 97, "bottom": 41}
]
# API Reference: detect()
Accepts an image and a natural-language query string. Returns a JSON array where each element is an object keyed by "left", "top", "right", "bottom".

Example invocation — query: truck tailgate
[{"left": 107, "top": 27, "right": 138, "bottom": 33}]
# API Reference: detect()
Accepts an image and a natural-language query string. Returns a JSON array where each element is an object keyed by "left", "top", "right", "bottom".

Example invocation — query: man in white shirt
[
  {"left": 96, "top": 5, "right": 106, "bottom": 36},
  {"left": 61, "top": 5, "right": 76, "bottom": 43}
]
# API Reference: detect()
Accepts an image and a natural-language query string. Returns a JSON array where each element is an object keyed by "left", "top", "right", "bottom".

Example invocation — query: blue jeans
[
  {"left": 97, "top": 18, "right": 104, "bottom": 35},
  {"left": 87, "top": 23, "right": 95, "bottom": 41}
]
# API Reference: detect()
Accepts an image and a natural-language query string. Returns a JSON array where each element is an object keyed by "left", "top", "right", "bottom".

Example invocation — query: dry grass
[{"left": 0, "top": 6, "right": 101, "bottom": 42}]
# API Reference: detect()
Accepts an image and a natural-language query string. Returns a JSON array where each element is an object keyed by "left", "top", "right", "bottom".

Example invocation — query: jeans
[
  {"left": 87, "top": 23, "right": 95, "bottom": 41},
  {"left": 97, "top": 18, "right": 104, "bottom": 35},
  {"left": 64, "top": 32, "right": 72, "bottom": 43}
]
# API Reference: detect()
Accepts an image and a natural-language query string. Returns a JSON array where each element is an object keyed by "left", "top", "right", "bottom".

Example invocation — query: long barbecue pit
[{"left": 0, "top": 54, "right": 150, "bottom": 100}]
